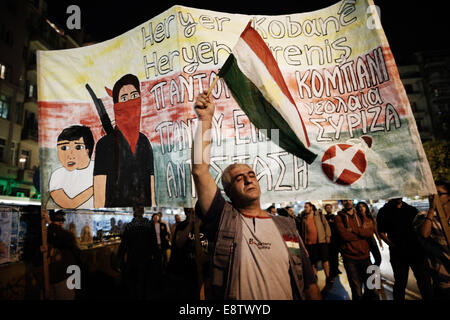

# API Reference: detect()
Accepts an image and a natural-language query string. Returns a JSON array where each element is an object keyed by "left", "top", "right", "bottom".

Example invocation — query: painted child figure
[{"left": 49, "top": 125, "right": 95, "bottom": 209}]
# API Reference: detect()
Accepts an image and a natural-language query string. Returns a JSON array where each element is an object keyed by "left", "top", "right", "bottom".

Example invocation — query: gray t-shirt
[{"left": 235, "top": 213, "right": 293, "bottom": 300}]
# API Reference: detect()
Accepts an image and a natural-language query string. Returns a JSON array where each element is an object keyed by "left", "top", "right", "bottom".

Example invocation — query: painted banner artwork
[{"left": 38, "top": 0, "right": 435, "bottom": 209}]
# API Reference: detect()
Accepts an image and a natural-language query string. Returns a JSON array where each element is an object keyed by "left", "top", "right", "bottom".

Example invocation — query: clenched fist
[{"left": 194, "top": 93, "right": 215, "bottom": 121}]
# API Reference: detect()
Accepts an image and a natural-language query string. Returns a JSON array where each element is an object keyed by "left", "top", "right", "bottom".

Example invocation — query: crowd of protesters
[
  {"left": 110, "top": 184, "right": 448, "bottom": 301},
  {"left": 44, "top": 184, "right": 449, "bottom": 301},
  {"left": 261, "top": 182, "right": 449, "bottom": 301}
]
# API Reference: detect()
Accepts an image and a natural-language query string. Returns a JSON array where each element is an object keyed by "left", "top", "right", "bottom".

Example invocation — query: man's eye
[
  {"left": 120, "top": 96, "right": 127, "bottom": 102},
  {"left": 61, "top": 146, "right": 69, "bottom": 151},
  {"left": 131, "top": 92, "right": 139, "bottom": 99},
  {"left": 75, "top": 145, "right": 85, "bottom": 150}
]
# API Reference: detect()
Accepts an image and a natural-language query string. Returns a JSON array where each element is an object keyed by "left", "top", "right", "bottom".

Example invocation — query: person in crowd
[
  {"left": 356, "top": 202, "right": 382, "bottom": 267},
  {"left": 67, "top": 221, "right": 78, "bottom": 243},
  {"left": 170, "top": 214, "right": 182, "bottom": 240},
  {"left": 167, "top": 208, "right": 201, "bottom": 299},
  {"left": 157, "top": 213, "right": 170, "bottom": 238},
  {"left": 297, "top": 202, "right": 333, "bottom": 295},
  {"left": 117, "top": 206, "right": 154, "bottom": 299},
  {"left": 377, "top": 198, "right": 433, "bottom": 300},
  {"left": 192, "top": 93, "right": 320, "bottom": 300},
  {"left": 298, "top": 203, "right": 332, "bottom": 276},
  {"left": 323, "top": 204, "right": 342, "bottom": 288},
  {"left": 109, "top": 217, "right": 119, "bottom": 237},
  {"left": 285, "top": 206, "right": 295, "bottom": 218},
  {"left": 370, "top": 207, "right": 384, "bottom": 249},
  {"left": 413, "top": 181, "right": 450, "bottom": 300},
  {"left": 277, "top": 207, "right": 289, "bottom": 217},
  {"left": 95, "top": 229, "right": 104, "bottom": 242},
  {"left": 152, "top": 213, "right": 170, "bottom": 271},
  {"left": 117, "top": 220, "right": 124, "bottom": 235},
  {"left": 335, "top": 200, "right": 377, "bottom": 300},
  {"left": 266, "top": 205, "right": 277, "bottom": 216},
  {"left": 79, "top": 223, "right": 93, "bottom": 244},
  {"left": 44, "top": 211, "right": 81, "bottom": 300},
  {"left": 0, "top": 226, "right": 7, "bottom": 260},
  {"left": 356, "top": 201, "right": 387, "bottom": 300}
]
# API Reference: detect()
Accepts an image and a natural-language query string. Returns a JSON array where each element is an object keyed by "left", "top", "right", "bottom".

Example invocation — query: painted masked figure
[{"left": 93, "top": 74, "right": 155, "bottom": 208}]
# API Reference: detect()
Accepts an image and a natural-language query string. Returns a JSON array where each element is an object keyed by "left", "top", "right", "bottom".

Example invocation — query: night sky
[{"left": 46, "top": 0, "right": 449, "bottom": 65}]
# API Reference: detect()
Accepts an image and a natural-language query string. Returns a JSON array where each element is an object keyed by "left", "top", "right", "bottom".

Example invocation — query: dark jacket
[
  {"left": 377, "top": 200, "right": 424, "bottom": 260},
  {"left": 335, "top": 209, "right": 374, "bottom": 260},
  {"left": 117, "top": 217, "right": 155, "bottom": 266},
  {"left": 296, "top": 211, "right": 331, "bottom": 244},
  {"left": 151, "top": 221, "right": 170, "bottom": 250}
]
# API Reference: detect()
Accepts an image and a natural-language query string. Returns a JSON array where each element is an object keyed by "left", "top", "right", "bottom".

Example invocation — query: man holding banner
[{"left": 192, "top": 93, "right": 320, "bottom": 300}]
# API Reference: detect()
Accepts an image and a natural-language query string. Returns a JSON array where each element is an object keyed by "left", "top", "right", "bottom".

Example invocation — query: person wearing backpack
[
  {"left": 297, "top": 203, "right": 332, "bottom": 289},
  {"left": 335, "top": 200, "right": 376, "bottom": 300}
]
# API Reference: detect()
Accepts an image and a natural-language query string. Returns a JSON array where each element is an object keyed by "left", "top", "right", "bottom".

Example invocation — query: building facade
[
  {"left": 415, "top": 50, "right": 450, "bottom": 141},
  {"left": 0, "top": 0, "right": 82, "bottom": 201},
  {"left": 397, "top": 64, "right": 434, "bottom": 141},
  {"left": 398, "top": 50, "right": 450, "bottom": 142}
]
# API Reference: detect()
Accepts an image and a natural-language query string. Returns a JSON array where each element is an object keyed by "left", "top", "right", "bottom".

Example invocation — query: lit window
[
  {"left": 0, "top": 94, "right": 10, "bottom": 119},
  {"left": 19, "top": 149, "right": 30, "bottom": 169},
  {"left": 0, "top": 63, "right": 11, "bottom": 80},
  {"left": 28, "top": 84, "right": 34, "bottom": 98},
  {"left": 0, "top": 64, "right": 6, "bottom": 79}
]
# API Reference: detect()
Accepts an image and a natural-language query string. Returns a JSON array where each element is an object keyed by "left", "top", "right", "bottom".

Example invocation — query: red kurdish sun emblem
[{"left": 321, "top": 136, "right": 372, "bottom": 185}]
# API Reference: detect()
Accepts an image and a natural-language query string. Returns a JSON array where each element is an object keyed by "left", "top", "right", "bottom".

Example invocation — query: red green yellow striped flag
[{"left": 218, "top": 22, "right": 317, "bottom": 164}]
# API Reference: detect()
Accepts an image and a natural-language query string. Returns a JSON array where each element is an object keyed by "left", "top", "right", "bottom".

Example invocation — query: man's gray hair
[{"left": 221, "top": 163, "right": 252, "bottom": 194}]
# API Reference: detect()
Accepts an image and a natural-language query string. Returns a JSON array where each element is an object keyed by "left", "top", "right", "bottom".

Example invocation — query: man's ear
[{"left": 223, "top": 185, "right": 232, "bottom": 199}]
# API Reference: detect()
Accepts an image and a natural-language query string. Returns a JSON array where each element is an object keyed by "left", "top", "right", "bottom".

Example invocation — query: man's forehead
[{"left": 229, "top": 164, "right": 254, "bottom": 176}]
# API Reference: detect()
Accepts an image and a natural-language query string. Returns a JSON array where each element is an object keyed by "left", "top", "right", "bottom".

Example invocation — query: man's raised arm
[{"left": 192, "top": 93, "right": 218, "bottom": 216}]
